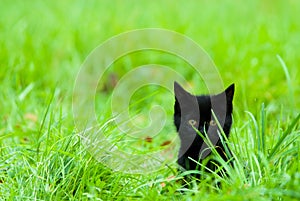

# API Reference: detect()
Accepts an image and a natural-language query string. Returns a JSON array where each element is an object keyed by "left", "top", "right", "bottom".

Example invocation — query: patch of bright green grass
[{"left": 1, "top": 0, "right": 300, "bottom": 200}]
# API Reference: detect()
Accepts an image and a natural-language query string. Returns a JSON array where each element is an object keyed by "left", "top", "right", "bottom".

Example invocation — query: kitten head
[{"left": 173, "top": 82, "right": 234, "bottom": 170}]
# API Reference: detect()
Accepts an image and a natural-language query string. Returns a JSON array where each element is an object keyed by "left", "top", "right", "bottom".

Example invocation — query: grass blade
[{"left": 268, "top": 113, "right": 300, "bottom": 159}]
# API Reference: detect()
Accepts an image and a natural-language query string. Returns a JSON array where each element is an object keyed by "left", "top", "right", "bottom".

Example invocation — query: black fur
[{"left": 174, "top": 82, "right": 234, "bottom": 172}]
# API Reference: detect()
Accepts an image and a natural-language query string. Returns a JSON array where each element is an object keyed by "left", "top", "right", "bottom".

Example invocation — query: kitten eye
[
  {"left": 188, "top": 119, "right": 197, "bottom": 126},
  {"left": 209, "top": 120, "right": 217, "bottom": 126}
]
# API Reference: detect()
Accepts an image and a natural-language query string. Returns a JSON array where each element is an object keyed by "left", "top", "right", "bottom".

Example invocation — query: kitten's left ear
[{"left": 225, "top": 84, "right": 235, "bottom": 102}]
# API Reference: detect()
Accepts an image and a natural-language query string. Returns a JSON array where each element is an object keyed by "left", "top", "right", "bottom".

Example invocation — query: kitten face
[{"left": 173, "top": 82, "right": 234, "bottom": 171}]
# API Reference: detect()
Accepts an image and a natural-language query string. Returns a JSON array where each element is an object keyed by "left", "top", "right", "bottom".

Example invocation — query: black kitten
[{"left": 173, "top": 82, "right": 234, "bottom": 172}]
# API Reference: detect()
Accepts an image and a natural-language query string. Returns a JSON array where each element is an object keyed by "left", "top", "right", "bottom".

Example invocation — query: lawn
[{"left": 0, "top": 0, "right": 300, "bottom": 200}]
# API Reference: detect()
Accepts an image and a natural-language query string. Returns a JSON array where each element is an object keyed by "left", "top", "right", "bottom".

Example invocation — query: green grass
[{"left": 1, "top": 0, "right": 300, "bottom": 200}]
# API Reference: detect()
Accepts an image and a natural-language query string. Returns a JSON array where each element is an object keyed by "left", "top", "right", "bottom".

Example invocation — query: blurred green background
[{"left": 1, "top": 0, "right": 299, "bottom": 112}]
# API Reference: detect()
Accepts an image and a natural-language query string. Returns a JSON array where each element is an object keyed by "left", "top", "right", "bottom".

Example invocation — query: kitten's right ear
[
  {"left": 174, "top": 82, "right": 194, "bottom": 114},
  {"left": 174, "top": 81, "right": 191, "bottom": 99},
  {"left": 225, "top": 83, "right": 235, "bottom": 102}
]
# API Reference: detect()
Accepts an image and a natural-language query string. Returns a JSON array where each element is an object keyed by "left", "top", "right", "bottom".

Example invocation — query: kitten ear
[
  {"left": 174, "top": 81, "right": 193, "bottom": 114},
  {"left": 225, "top": 83, "right": 235, "bottom": 102},
  {"left": 174, "top": 81, "right": 191, "bottom": 98},
  {"left": 174, "top": 81, "right": 195, "bottom": 101}
]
